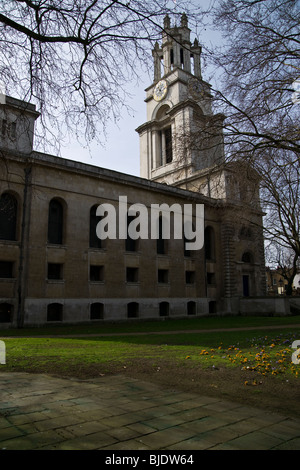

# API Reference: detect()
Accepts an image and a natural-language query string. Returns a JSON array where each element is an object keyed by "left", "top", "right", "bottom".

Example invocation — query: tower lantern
[{"left": 136, "top": 14, "right": 223, "bottom": 191}]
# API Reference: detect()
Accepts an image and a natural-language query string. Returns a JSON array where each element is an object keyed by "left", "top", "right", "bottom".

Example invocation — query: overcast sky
[
  {"left": 59, "top": 3, "right": 219, "bottom": 179},
  {"left": 62, "top": 72, "right": 147, "bottom": 178}
]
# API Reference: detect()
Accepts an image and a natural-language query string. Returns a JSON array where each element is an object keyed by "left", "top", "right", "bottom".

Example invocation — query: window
[
  {"left": 126, "top": 267, "right": 138, "bottom": 283},
  {"left": 0, "top": 192, "right": 18, "bottom": 241},
  {"left": 90, "top": 303, "right": 104, "bottom": 320},
  {"left": 0, "top": 261, "right": 14, "bottom": 278},
  {"left": 207, "top": 272, "right": 216, "bottom": 285},
  {"left": 0, "top": 303, "right": 13, "bottom": 323},
  {"left": 209, "top": 301, "right": 217, "bottom": 314},
  {"left": 180, "top": 48, "right": 184, "bottom": 66},
  {"left": 159, "top": 301, "right": 169, "bottom": 317},
  {"left": 125, "top": 215, "right": 138, "bottom": 252},
  {"left": 158, "top": 269, "right": 168, "bottom": 284},
  {"left": 187, "top": 301, "right": 196, "bottom": 316},
  {"left": 204, "top": 226, "right": 215, "bottom": 261},
  {"left": 127, "top": 302, "right": 139, "bottom": 318},
  {"left": 47, "top": 263, "right": 63, "bottom": 280},
  {"left": 184, "top": 222, "right": 196, "bottom": 258},
  {"left": 90, "top": 265, "right": 104, "bottom": 282},
  {"left": 165, "top": 127, "right": 173, "bottom": 163},
  {"left": 185, "top": 271, "right": 195, "bottom": 284},
  {"left": 157, "top": 217, "right": 167, "bottom": 254},
  {"left": 184, "top": 237, "right": 191, "bottom": 257},
  {"left": 47, "top": 303, "right": 63, "bottom": 322},
  {"left": 89, "top": 205, "right": 102, "bottom": 249},
  {"left": 243, "top": 275, "right": 250, "bottom": 297},
  {"left": 48, "top": 199, "right": 64, "bottom": 245},
  {"left": 159, "top": 127, "right": 173, "bottom": 165}
]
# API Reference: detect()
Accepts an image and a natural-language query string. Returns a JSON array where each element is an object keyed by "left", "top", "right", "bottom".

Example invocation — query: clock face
[{"left": 153, "top": 80, "right": 168, "bottom": 102}]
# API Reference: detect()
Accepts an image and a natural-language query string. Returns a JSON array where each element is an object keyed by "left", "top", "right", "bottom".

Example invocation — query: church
[{"left": 0, "top": 15, "right": 266, "bottom": 327}]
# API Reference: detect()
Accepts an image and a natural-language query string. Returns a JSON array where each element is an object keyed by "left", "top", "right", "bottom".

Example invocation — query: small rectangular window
[
  {"left": 126, "top": 267, "right": 138, "bottom": 283},
  {"left": 158, "top": 269, "right": 168, "bottom": 284},
  {"left": 90, "top": 265, "right": 104, "bottom": 282},
  {"left": 47, "top": 263, "right": 63, "bottom": 280},
  {"left": 185, "top": 271, "right": 195, "bottom": 284},
  {"left": 0, "top": 261, "right": 14, "bottom": 278},
  {"left": 207, "top": 272, "right": 216, "bottom": 285}
]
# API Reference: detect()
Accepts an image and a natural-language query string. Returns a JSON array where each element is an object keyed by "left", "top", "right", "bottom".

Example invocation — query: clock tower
[{"left": 136, "top": 14, "right": 225, "bottom": 196}]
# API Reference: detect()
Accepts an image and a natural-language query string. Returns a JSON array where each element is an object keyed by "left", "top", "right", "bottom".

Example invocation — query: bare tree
[
  {"left": 0, "top": 0, "right": 202, "bottom": 152},
  {"left": 259, "top": 148, "right": 300, "bottom": 294},
  {"left": 205, "top": 0, "right": 300, "bottom": 292},
  {"left": 210, "top": 0, "right": 300, "bottom": 158}
]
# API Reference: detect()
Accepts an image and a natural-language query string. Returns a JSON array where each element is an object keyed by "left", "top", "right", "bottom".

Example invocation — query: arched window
[
  {"left": 153, "top": 106, "right": 173, "bottom": 167},
  {"left": 48, "top": 199, "right": 63, "bottom": 245},
  {"left": 127, "top": 302, "right": 139, "bottom": 318},
  {"left": 89, "top": 205, "right": 102, "bottom": 249},
  {"left": 157, "top": 216, "right": 167, "bottom": 255},
  {"left": 204, "top": 226, "right": 215, "bottom": 261},
  {"left": 47, "top": 303, "right": 63, "bottom": 322},
  {"left": 187, "top": 301, "right": 196, "bottom": 316},
  {"left": 0, "top": 192, "right": 18, "bottom": 241},
  {"left": 125, "top": 214, "right": 138, "bottom": 252},
  {"left": 184, "top": 221, "right": 196, "bottom": 257},
  {"left": 0, "top": 303, "right": 13, "bottom": 323},
  {"left": 209, "top": 301, "right": 217, "bottom": 314},
  {"left": 159, "top": 301, "right": 169, "bottom": 317},
  {"left": 90, "top": 302, "right": 104, "bottom": 320}
]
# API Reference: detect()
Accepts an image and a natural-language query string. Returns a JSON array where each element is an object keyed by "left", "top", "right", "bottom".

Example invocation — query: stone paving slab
[{"left": 0, "top": 372, "right": 300, "bottom": 450}]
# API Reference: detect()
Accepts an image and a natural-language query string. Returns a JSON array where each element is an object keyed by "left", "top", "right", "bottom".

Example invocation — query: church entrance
[{"left": 242, "top": 275, "right": 250, "bottom": 297}]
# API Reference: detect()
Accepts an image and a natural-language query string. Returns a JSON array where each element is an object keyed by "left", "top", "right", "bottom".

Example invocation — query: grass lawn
[
  {"left": 1, "top": 315, "right": 300, "bottom": 418},
  {"left": 0, "top": 313, "right": 299, "bottom": 336}
]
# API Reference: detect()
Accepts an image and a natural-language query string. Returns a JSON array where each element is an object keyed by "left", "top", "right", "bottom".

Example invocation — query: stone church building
[{"left": 0, "top": 15, "right": 266, "bottom": 327}]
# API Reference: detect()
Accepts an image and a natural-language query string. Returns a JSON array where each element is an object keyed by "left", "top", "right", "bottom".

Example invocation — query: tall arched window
[
  {"left": 0, "top": 192, "right": 18, "bottom": 241},
  {"left": 89, "top": 205, "right": 102, "bottom": 248},
  {"left": 125, "top": 214, "right": 138, "bottom": 252},
  {"left": 157, "top": 216, "right": 166, "bottom": 254},
  {"left": 48, "top": 199, "right": 63, "bottom": 245},
  {"left": 153, "top": 106, "right": 173, "bottom": 167},
  {"left": 184, "top": 221, "right": 196, "bottom": 257},
  {"left": 204, "top": 226, "right": 215, "bottom": 261}
]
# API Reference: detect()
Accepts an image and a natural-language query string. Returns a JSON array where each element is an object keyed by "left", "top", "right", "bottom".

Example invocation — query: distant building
[
  {"left": 266, "top": 267, "right": 300, "bottom": 296},
  {"left": 0, "top": 15, "right": 266, "bottom": 327}
]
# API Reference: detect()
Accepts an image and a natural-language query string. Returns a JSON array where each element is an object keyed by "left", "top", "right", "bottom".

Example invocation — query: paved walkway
[{"left": 0, "top": 372, "right": 300, "bottom": 450}]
